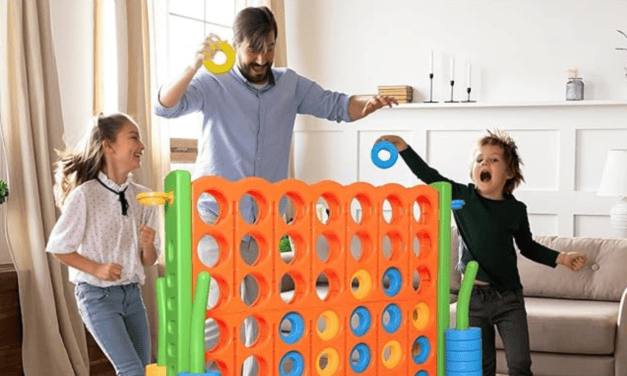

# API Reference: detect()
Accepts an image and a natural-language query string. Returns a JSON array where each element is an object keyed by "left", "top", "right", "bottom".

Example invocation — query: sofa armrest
[{"left": 617, "top": 287, "right": 627, "bottom": 376}]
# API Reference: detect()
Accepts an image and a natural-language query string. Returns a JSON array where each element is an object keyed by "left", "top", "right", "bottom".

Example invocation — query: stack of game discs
[{"left": 377, "top": 85, "right": 413, "bottom": 103}]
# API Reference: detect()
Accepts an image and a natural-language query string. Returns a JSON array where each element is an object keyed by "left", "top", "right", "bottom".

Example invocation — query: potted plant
[{"left": 0, "top": 180, "right": 7, "bottom": 205}]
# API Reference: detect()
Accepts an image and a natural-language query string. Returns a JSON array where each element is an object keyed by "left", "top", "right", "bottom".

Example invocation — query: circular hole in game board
[
  {"left": 279, "top": 233, "right": 296, "bottom": 264},
  {"left": 381, "top": 232, "right": 404, "bottom": 261},
  {"left": 198, "top": 234, "right": 220, "bottom": 267},
  {"left": 279, "top": 194, "right": 300, "bottom": 225},
  {"left": 207, "top": 276, "right": 222, "bottom": 310},
  {"left": 413, "top": 200, "right": 422, "bottom": 223},
  {"left": 351, "top": 276, "right": 360, "bottom": 294},
  {"left": 350, "top": 234, "right": 363, "bottom": 261},
  {"left": 197, "top": 192, "right": 221, "bottom": 225},
  {"left": 240, "top": 274, "right": 260, "bottom": 307},
  {"left": 204, "top": 318, "right": 221, "bottom": 352},
  {"left": 416, "top": 266, "right": 432, "bottom": 292},
  {"left": 382, "top": 198, "right": 393, "bottom": 224},
  {"left": 382, "top": 235, "right": 392, "bottom": 260},
  {"left": 279, "top": 273, "right": 296, "bottom": 304},
  {"left": 319, "top": 354, "right": 329, "bottom": 371},
  {"left": 240, "top": 355, "right": 260, "bottom": 375},
  {"left": 383, "top": 345, "right": 392, "bottom": 362},
  {"left": 204, "top": 360, "right": 222, "bottom": 373},
  {"left": 413, "top": 270, "right": 421, "bottom": 292},
  {"left": 239, "top": 234, "right": 260, "bottom": 266},
  {"left": 239, "top": 193, "right": 260, "bottom": 225},
  {"left": 316, "top": 234, "right": 330, "bottom": 262},
  {"left": 315, "top": 196, "right": 331, "bottom": 225},
  {"left": 239, "top": 315, "right": 261, "bottom": 348},
  {"left": 413, "top": 235, "right": 422, "bottom": 258},
  {"left": 316, "top": 315, "right": 327, "bottom": 333},
  {"left": 315, "top": 272, "right": 330, "bottom": 301},
  {"left": 350, "top": 197, "right": 363, "bottom": 224}
]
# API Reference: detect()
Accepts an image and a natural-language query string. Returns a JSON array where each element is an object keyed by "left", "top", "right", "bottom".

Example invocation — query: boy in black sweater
[{"left": 377, "top": 130, "right": 586, "bottom": 376}]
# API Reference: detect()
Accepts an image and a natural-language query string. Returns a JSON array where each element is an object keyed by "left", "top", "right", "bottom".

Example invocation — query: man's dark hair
[{"left": 233, "top": 6, "right": 278, "bottom": 52}]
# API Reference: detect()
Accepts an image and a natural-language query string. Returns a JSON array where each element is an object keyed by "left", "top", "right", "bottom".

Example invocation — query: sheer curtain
[
  {"left": 93, "top": 0, "right": 170, "bottom": 361},
  {"left": 0, "top": 1, "right": 90, "bottom": 375},
  {"left": 94, "top": 0, "right": 170, "bottom": 359}
]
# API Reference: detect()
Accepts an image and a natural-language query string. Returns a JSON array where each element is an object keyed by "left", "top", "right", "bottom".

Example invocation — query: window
[{"left": 166, "top": 0, "right": 237, "bottom": 173}]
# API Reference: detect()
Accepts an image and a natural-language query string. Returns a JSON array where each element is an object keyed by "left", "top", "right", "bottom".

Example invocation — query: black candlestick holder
[
  {"left": 445, "top": 80, "right": 459, "bottom": 103},
  {"left": 462, "top": 87, "right": 476, "bottom": 103},
  {"left": 423, "top": 73, "right": 438, "bottom": 103}
]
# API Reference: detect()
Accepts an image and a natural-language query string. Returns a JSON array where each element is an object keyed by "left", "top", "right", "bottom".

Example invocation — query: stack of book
[{"left": 377, "top": 85, "right": 413, "bottom": 103}]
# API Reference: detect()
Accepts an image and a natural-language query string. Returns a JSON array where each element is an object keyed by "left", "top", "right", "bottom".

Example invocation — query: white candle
[
  {"left": 450, "top": 57, "right": 455, "bottom": 81},
  {"left": 429, "top": 51, "right": 434, "bottom": 73},
  {"left": 466, "top": 62, "right": 472, "bottom": 88}
]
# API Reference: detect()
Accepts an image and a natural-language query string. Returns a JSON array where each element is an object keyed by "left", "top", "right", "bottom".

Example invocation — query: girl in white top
[{"left": 46, "top": 113, "right": 160, "bottom": 376}]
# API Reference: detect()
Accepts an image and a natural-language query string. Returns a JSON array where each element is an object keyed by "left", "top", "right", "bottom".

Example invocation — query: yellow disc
[
  {"left": 412, "top": 302, "right": 430, "bottom": 331},
  {"left": 203, "top": 41, "right": 236, "bottom": 75},
  {"left": 137, "top": 192, "right": 173, "bottom": 206},
  {"left": 350, "top": 269, "right": 373, "bottom": 300},
  {"left": 381, "top": 340, "right": 402, "bottom": 369},
  {"left": 316, "top": 310, "right": 340, "bottom": 341},
  {"left": 315, "top": 347, "right": 339, "bottom": 376}
]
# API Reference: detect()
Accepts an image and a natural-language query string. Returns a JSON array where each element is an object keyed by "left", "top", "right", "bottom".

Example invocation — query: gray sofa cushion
[
  {"left": 520, "top": 237, "right": 627, "bottom": 302},
  {"left": 499, "top": 298, "right": 619, "bottom": 355},
  {"left": 451, "top": 298, "right": 619, "bottom": 355},
  {"left": 450, "top": 229, "right": 627, "bottom": 302}
]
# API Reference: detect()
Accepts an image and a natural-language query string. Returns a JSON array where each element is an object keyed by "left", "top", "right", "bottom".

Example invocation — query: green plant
[
  {"left": 0, "top": 180, "right": 8, "bottom": 205},
  {"left": 618, "top": 30, "right": 627, "bottom": 79},
  {"left": 279, "top": 235, "right": 292, "bottom": 253}
]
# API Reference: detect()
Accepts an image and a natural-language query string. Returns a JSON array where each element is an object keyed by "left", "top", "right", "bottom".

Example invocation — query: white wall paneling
[{"left": 294, "top": 103, "right": 627, "bottom": 238}]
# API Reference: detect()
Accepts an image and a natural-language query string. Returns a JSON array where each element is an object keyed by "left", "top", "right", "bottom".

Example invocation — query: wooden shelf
[{"left": 392, "top": 100, "right": 627, "bottom": 109}]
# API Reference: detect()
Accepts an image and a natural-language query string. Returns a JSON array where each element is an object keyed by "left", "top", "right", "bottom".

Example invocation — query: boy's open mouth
[{"left": 480, "top": 171, "right": 491, "bottom": 182}]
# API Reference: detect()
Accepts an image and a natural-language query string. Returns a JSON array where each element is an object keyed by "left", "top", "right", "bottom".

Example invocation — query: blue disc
[
  {"left": 412, "top": 336, "right": 431, "bottom": 364},
  {"left": 371, "top": 141, "right": 398, "bottom": 169},
  {"left": 350, "top": 307, "right": 371, "bottom": 337},
  {"left": 382, "top": 268, "right": 402, "bottom": 297},
  {"left": 381, "top": 303, "right": 402, "bottom": 334},
  {"left": 349, "top": 343, "right": 371, "bottom": 373},
  {"left": 279, "top": 351, "right": 305, "bottom": 376},
  {"left": 279, "top": 312, "right": 305, "bottom": 345}
]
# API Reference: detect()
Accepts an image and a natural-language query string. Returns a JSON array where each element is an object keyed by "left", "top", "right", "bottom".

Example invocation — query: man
[
  {"left": 155, "top": 7, "right": 396, "bottom": 374},
  {"left": 156, "top": 6, "right": 397, "bottom": 222}
]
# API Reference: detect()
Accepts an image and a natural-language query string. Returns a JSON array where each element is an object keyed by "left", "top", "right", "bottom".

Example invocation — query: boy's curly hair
[{"left": 474, "top": 129, "right": 525, "bottom": 195}]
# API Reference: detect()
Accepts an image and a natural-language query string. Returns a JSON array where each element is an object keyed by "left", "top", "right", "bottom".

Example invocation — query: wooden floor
[{"left": 0, "top": 264, "right": 115, "bottom": 376}]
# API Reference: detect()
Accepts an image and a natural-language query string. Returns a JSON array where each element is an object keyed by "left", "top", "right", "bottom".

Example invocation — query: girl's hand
[
  {"left": 376, "top": 135, "right": 409, "bottom": 152},
  {"left": 140, "top": 225, "right": 156, "bottom": 251},
  {"left": 559, "top": 252, "right": 587, "bottom": 271},
  {"left": 95, "top": 263, "right": 122, "bottom": 281}
]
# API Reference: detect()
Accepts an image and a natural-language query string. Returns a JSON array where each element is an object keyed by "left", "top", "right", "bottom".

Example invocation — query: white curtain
[
  {"left": 93, "top": 0, "right": 170, "bottom": 361},
  {"left": 0, "top": 1, "right": 90, "bottom": 375}
]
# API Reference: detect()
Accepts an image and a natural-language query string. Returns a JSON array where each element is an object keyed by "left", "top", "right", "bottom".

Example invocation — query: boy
[{"left": 377, "top": 130, "right": 586, "bottom": 376}]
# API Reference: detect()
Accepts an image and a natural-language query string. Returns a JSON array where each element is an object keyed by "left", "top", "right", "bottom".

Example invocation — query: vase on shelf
[{"left": 566, "top": 77, "right": 584, "bottom": 101}]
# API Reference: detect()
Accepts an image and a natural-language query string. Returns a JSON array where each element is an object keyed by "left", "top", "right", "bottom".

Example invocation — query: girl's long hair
[{"left": 53, "top": 113, "right": 132, "bottom": 209}]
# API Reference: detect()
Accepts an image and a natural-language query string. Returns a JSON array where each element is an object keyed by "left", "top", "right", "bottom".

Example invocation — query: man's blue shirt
[{"left": 155, "top": 66, "right": 352, "bottom": 219}]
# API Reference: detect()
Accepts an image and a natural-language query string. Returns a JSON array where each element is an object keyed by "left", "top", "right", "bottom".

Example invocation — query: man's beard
[{"left": 240, "top": 61, "right": 272, "bottom": 84}]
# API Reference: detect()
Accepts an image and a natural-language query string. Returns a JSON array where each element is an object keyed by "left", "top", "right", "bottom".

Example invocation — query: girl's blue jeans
[{"left": 75, "top": 282, "right": 150, "bottom": 376}]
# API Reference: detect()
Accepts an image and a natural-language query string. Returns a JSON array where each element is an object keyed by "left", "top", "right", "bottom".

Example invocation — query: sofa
[{"left": 449, "top": 231, "right": 627, "bottom": 376}]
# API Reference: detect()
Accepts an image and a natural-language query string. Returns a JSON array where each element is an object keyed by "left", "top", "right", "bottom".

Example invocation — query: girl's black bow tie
[{"left": 96, "top": 177, "right": 129, "bottom": 216}]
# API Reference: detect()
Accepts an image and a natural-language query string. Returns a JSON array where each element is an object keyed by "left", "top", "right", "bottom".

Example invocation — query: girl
[{"left": 46, "top": 113, "right": 160, "bottom": 376}]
